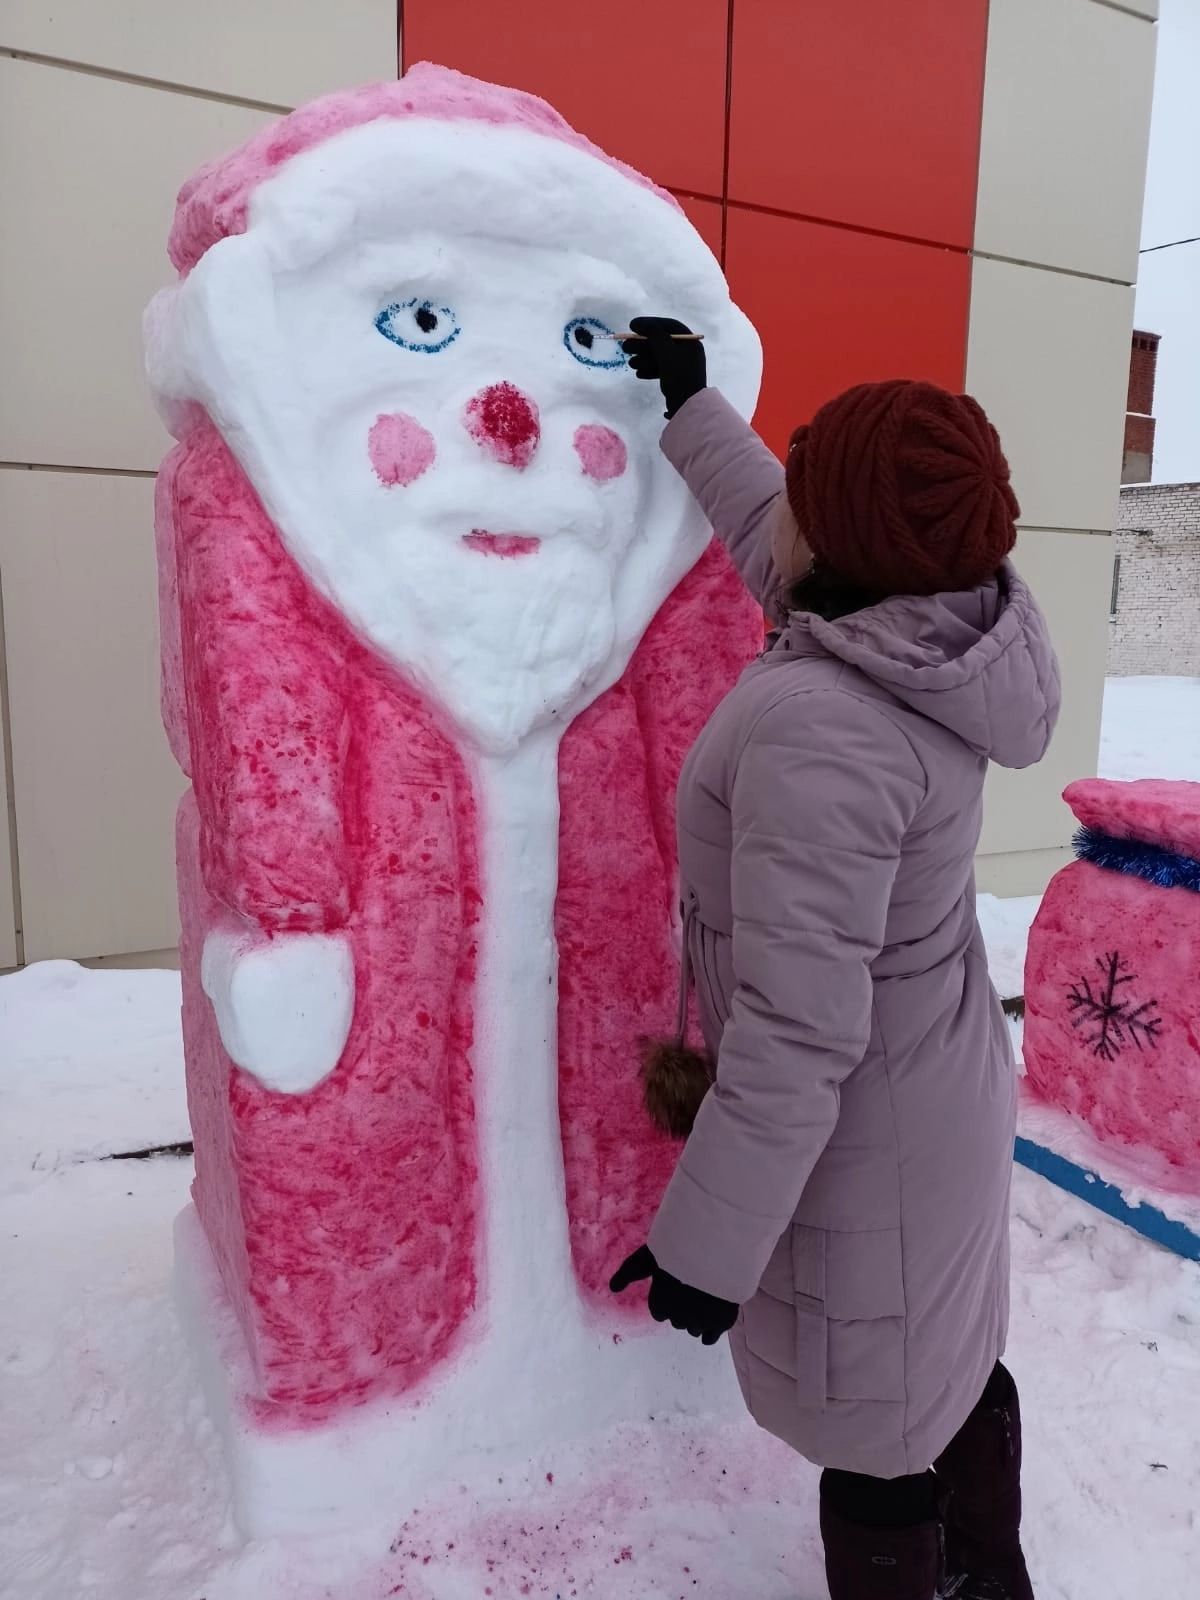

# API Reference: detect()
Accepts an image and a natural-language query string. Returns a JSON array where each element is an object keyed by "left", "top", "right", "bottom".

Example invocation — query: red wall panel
[
  {"left": 727, "top": 0, "right": 988, "bottom": 248},
  {"left": 402, "top": 0, "right": 730, "bottom": 200},
  {"left": 672, "top": 193, "right": 724, "bottom": 264},
  {"left": 401, "top": 3, "right": 980, "bottom": 466},
  {"left": 726, "top": 207, "right": 971, "bottom": 458}
]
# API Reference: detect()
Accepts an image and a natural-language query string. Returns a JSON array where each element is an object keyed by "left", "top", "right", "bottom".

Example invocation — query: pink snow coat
[
  {"left": 647, "top": 389, "right": 1061, "bottom": 1478},
  {"left": 158, "top": 418, "right": 763, "bottom": 1416}
]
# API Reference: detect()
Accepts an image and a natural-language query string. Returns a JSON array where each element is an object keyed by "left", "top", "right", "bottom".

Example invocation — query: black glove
[
  {"left": 609, "top": 1244, "right": 738, "bottom": 1345},
  {"left": 623, "top": 316, "right": 707, "bottom": 420}
]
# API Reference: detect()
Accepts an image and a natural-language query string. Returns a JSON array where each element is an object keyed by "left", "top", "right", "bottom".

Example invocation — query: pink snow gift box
[{"left": 1024, "top": 779, "right": 1200, "bottom": 1191}]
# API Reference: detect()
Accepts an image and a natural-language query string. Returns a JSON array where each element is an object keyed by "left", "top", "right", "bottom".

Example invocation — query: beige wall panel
[
  {"left": 975, "top": 0, "right": 1155, "bottom": 282},
  {"left": 980, "top": 528, "right": 1113, "bottom": 861},
  {"left": 976, "top": 846, "right": 1072, "bottom": 901},
  {"left": 1, "top": 1, "right": 396, "bottom": 107},
  {"left": 0, "top": 469, "right": 185, "bottom": 962},
  {"left": 0, "top": 57, "right": 275, "bottom": 472},
  {"left": 0, "top": 665, "right": 16, "bottom": 968},
  {"left": 966, "top": 257, "right": 1132, "bottom": 534}
]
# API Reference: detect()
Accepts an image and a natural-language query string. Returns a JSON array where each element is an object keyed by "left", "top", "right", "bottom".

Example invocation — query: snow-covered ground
[
  {"left": 1100, "top": 677, "right": 1200, "bottom": 782},
  {"left": 2, "top": 678, "right": 1198, "bottom": 1600},
  {"left": 2, "top": 964, "right": 190, "bottom": 1191}
]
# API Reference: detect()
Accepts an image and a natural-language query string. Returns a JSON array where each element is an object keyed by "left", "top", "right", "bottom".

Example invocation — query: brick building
[
  {"left": 1123, "top": 329, "right": 1160, "bottom": 483},
  {"left": 1110, "top": 327, "right": 1200, "bottom": 678},
  {"left": 1111, "top": 483, "right": 1200, "bottom": 677}
]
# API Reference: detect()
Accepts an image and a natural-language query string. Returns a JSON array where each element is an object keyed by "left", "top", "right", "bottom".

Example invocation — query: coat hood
[{"left": 785, "top": 563, "right": 1061, "bottom": 770}]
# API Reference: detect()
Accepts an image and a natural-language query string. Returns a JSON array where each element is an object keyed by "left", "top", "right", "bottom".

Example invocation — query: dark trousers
[{"left": 821, "top": 1362, "right": 1015, "bottom": 1528}]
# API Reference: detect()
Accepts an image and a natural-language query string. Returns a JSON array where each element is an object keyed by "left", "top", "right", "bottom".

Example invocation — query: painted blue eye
[
  {"left": 376, "top": 299, "right": 460, "bottom": 354},
  {"left": 564, "top": 317, "right": 627, "bottom": 369}
]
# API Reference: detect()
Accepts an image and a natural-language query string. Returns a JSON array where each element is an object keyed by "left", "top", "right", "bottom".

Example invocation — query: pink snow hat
[{"left": 169, "top": 63, "right": 680, "bottom": 274}]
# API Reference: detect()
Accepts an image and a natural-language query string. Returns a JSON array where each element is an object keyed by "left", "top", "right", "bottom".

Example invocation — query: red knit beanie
[{"left": 784, "top": 380, "right": 1020, "bottom": 598}]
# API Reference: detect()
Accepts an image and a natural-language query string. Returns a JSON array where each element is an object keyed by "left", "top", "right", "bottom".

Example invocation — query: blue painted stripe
[
  {"left": 1014, "top": 1136, "right": 1200, "bottom": 1264},
  {"left": 1074, "top": 826, "right": 1200, "bottom": 893}
]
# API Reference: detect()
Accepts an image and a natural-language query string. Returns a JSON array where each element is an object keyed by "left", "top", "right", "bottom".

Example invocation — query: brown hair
[{"left": 777, "top": 561, "right": 888, "bottom": 624}]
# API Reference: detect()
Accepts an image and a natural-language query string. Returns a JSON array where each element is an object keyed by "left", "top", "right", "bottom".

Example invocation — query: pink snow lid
[
  {"left": 169, "top": 61, "right": 680, "bottom": 274},
  {"left": 1066, "top": 778, "right": 1200, "bottom": 862}
]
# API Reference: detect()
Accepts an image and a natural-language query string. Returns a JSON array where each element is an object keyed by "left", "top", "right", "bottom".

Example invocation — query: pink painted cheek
[
  {"left": 573, "top": 424, "right": 628, "bottom": 483},
  {"left": 368, "top": 412, "right": 437, "bottom": 487}
]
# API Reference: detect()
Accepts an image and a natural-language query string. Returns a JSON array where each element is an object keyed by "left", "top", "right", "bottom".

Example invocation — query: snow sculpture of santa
[{"left": 146, "top": 65, "right": 763, "bottom": 1531}]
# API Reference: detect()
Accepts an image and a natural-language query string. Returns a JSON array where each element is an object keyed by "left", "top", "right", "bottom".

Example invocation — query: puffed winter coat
[{"left": 648, "top": 389, "right": 1061, "bottom": 1477}]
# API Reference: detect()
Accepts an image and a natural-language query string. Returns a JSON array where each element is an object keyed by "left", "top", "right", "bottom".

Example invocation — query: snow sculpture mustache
[{"left": 147, "top": 63, "right": 764, "bottom": 1537}]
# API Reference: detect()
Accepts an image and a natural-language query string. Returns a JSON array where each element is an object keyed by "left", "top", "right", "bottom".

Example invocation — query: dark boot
[
  {"left": 820, "top": 1498, "right": 940, "bottom": 1599},
  {"left": 934, "top": 1364, "right": 1034, "bottom": 1600}
]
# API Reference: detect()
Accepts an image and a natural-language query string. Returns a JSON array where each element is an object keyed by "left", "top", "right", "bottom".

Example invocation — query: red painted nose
[{"left": 464, "top": 382, "right": 540, "bottom": 470}]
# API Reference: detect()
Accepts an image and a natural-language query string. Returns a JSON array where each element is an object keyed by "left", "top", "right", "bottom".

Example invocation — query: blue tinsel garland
[{"left": 1074, "top": 826, "right": 1200, "bottom": 894}]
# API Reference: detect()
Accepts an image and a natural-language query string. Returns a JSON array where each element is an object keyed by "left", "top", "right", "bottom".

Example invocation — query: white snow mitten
[{"left": 201, "top": 928, "right": 355, "bottom": 1094}]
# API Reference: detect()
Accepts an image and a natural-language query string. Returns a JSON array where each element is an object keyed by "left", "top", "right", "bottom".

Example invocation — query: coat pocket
[
  {"left": 694, "top": 919, "right": 731, "bottom": 1035},
  {"left": 792, "top": 1225, "right": 908, "bottom": 1407},
  {"left": 740, "top": 1231, "right": 804, "bottom": 1385}
]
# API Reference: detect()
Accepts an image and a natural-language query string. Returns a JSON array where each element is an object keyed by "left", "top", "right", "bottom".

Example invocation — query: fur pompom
[{"left": 640, "top": 1038, "right": 715, "bottom": 1139}]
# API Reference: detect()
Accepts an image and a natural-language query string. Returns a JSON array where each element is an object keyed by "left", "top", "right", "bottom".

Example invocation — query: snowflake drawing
[{"left": 1066, "top": 951, "right": 1163, "bottom": 1063}]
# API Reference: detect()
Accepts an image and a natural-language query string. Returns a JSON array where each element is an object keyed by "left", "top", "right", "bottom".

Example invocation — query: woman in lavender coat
[{"left": 612, "top": 319, "right": 1060, "bottom": 1600}]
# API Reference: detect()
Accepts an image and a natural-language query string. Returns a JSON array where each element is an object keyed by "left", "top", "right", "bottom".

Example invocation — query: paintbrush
[{"left": 602, "top": 331, "right": 706, "bottom": 341}]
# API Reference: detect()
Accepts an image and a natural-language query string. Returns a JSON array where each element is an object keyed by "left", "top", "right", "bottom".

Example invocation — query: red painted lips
[{"left": 463, "top": 531, "right": 541, "bottom": 559}]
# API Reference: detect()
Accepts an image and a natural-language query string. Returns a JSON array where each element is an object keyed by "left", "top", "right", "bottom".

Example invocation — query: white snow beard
[{"left": 402, "top": 536, "right": 620, "bottom": 752}]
